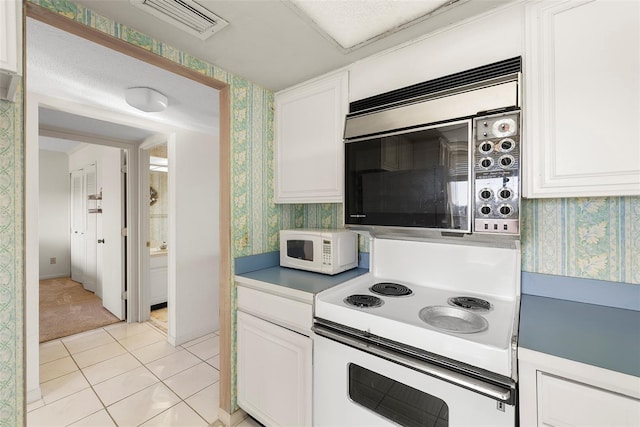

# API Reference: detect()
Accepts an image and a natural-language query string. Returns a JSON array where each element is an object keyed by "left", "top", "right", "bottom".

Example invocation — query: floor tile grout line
[{"left": 34, "top": 323, "right": 221, "bottom": 426}]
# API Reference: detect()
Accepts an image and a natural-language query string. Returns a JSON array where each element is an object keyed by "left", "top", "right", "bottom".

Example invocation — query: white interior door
[
  {"left": 83, "top": 163, "right": 97, "bottom": 292},
  {"left": 70, "top": 169, "right": 84, "bottom": 283},
  {"left": 100, "top": 150, "right": 125, "bottom": 320}
]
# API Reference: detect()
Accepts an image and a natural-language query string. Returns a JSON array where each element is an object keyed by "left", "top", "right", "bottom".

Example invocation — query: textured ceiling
[
  {"left": 27, "top": 17, "right": 220, "bottom": 141},
  {"left": 70, "top": 0, "right": 514, "bottom": 92}
]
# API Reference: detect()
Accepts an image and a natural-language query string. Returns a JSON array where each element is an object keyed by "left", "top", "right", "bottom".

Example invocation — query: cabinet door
[
  {"left": 275, "top": 71, "right": 348, "bottom": 203},
  {"left": 237, "top": 311, "right": 312, "bottom": 427},
  {"left": 523, "top": 0, "right": 640, "bottom": 197},
  {"left": 0, "top": 0, "right": 21, "bottom": 101},
  {"left": 537, "top": 372, "right": 640, "bottom": 427}
]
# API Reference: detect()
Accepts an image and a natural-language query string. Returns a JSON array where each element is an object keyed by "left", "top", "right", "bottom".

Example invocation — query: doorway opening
[
  {"left": 36, "top": 106, "right": 158, "bottom": 342},
  {"left": 39, "top": 137, "right": 126, "bottom": 342},
  {"left": 25, "top": 1, "right": 232, "bottom": 417}
]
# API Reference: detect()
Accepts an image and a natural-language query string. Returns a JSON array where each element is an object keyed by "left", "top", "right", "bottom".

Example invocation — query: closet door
[
  {"left": 69, "top": 163, "right": 98, "bottom": 292},
  {"left": 83, "top": 164, "right": 97, "bottom": 293},
  {"left": 70, "top": 169, "right": 85, "bottom": 283}
]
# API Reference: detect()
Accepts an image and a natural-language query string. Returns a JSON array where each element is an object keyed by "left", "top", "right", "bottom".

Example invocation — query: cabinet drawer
[
  {"left": 538, "top": 372, "right": 640, "bottom": 427},
  {"left": 237, "top": 285, "right": 312, "bottom": 335}
]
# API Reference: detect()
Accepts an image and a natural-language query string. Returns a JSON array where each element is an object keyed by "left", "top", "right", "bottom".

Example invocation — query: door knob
[{"left": 98, "top": 239, "right": 105, "bottom": 244}]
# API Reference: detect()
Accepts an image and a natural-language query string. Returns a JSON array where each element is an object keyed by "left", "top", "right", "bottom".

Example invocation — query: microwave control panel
[
  {"left": 473, "top": 111, "right": 520, "bottom": 235},
  {"left": 322, "top": 240, "right": 332, "bottom": 265}
]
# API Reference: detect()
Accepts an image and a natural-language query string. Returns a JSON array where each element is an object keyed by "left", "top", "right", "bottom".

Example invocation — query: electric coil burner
[
  {"left": 344, "top": 294, "right": 383, "bottom": 308},
  {"left": 448, "top": 296, "right": 492, "bottom": 312},
  {"left": 369, "top": 282, "right": 413, "bottom": 297}
]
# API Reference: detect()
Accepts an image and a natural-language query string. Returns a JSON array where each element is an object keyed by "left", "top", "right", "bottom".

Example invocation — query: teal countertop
[
  {"left": 519, "top": 294, "right": 640, "bottom": 377},
  {"left": 236, "top": 266, "right": 369, "bottom": 300}
]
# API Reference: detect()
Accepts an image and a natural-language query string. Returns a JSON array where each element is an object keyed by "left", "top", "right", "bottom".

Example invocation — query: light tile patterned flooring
[{"left": 27, "top": 322, "right": 259, "bottom": 427}]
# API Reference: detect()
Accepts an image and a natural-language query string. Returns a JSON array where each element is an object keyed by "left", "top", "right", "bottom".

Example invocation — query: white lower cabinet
[
  {"left": 149, "top": 253, "right": 168, "bottom": 305},
  {"left": 519, "top": 348, "right": 640, "bottom": 427},
  {"left": 236, "top": 285, "right": 312, "bottom": 427}
]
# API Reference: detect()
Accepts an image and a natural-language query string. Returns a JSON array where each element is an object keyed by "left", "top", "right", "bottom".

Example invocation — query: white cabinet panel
[
  {"left": 237, "top": 285, "right": 312, "bottom": 335},
  {"left": 237, "top": 311, "right": 312, "bottom": 427},
  {"left": 524, "top": 0, "right": 640, "bottom": 197},
  {"left": 0, "top": 0, "right": 22, "bottom": 101},
  {"left": 519, "top": 348, "right": 640, "bottom": 427},
  {"left": 275, "top": 71, "right": 348, "bottom": 203},
  {"left": 149, "top": 253, "right": 167, "bottom": 306},
  {"left": 538, "top": 372, "right": 640, "bottom": 427}
]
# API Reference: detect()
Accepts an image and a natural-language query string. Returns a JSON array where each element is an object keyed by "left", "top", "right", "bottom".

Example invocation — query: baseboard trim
[
  {"left": 170, "top": 327, "right": 218, "bottom": 347},
  {"left": 217, "top": 408, "right": 247, "bottom": 427},
  {"left": 39, "top": 274, "right": 72, "bottom": 281},
  {"left": 27, "top": 386, "right": 42, "bottom": 404},
  {"left": 150, "top": 302, "right": 167, "bottom": 311}
]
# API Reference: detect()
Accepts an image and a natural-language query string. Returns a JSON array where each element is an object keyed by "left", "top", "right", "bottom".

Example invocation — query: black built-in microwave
[{"left": 344, "top": 57, "right": 522, "bottom": 240}]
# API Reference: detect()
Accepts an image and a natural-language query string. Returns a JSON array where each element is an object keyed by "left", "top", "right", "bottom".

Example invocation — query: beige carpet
[
  {"left": 40, "top": 277, "right": 121, "bottom": 343},
  {"left": 150, "top": 307, "right": 168, "bottom": 333}
]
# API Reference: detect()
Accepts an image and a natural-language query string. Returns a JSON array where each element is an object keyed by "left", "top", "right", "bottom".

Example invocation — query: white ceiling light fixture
[
  {"left": 125, "top": 87, "right": 169, "bottom": 112},
  {"left": 130, "top": 0, "right": 229, "bottom": 40},
  {"left": 289, "top": 0, "right": 459, "bottom": 51}
]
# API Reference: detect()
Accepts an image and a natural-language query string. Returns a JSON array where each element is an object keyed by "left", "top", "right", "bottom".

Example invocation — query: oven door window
[
  {"left": 348, "top": 364, "right": 449, "bottom": 427},
  {"left": 345, "top": 120, "right": 471, "bottom": 232}
]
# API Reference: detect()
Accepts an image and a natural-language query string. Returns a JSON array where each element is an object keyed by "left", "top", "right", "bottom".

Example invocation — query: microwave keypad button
[
  {"left": 499, "top": 138, "right": 515, "bottom": 152},
  {"left": 322, "top": 243, "right": 331, "bottom": 265}
]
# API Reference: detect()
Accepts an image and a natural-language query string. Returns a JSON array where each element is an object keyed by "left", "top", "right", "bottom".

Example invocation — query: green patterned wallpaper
[
  {"left": 0, "top": 87, "right": 24, "bottom": 425},
  {"left": 522, "top": 197, "right": 639, "bottom": 284},
  {"left": 1, "top": 1, "right": 639, "bottom": 425}
]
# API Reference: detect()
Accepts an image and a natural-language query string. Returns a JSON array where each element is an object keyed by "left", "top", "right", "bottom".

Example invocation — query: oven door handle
[{"left": 313, "top": 324, "right": 513, "bottom": 404}]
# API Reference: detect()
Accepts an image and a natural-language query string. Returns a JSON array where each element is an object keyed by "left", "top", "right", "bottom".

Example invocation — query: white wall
[
  {"left": 347, "top": 2, "right": 524, "bottom": 102},
  {"left": 38, "top": 150, "right": 71, "bottom": 279},
  {"left": 168, "top": 129, "right": 220, "bottom": 345}
]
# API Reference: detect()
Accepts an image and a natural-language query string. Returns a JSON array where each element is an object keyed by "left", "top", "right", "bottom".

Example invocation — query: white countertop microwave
[{"left": 279, "top": 229, "right": 358, "bottom": 275}]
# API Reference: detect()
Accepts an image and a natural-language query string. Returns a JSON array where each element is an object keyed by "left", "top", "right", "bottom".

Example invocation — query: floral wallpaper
[
  {"left": 0, "top": 87, "right": 24, "bottom": 425},
  {"left": 1, "top": 1, "right": 639, "bottom": 425},
  {"left": 522, "top": 197, "right": 639, "bottom": 284}
]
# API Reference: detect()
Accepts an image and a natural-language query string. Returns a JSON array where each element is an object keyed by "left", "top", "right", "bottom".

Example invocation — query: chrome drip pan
[{"left": 419, "top": 306, "right": 488, "bottom": 334}]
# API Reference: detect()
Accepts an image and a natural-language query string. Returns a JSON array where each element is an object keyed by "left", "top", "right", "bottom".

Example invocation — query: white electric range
[{"left": 313, "top": 237, "right": 521, "bottom": 427}]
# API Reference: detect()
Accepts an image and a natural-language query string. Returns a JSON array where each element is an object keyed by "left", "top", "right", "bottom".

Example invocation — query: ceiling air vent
[{"left": 130, "top": 0, "right": 228, "bottom": 40}]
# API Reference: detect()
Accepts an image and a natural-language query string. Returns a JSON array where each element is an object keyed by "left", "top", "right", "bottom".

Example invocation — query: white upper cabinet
[
  {"left": 523, "top": 0, "right": 640, "bottom": 198},
  {"left": 275, "top": 71, "right": 348, "bottom": 204},
  {"left": 0, "top": 0, "right": 22, "bottom": 101}
]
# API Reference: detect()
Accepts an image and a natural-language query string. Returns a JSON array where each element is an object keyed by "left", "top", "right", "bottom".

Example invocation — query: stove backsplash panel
[{"left": 371, "top": 238, "right": 521, "bottom": 299}]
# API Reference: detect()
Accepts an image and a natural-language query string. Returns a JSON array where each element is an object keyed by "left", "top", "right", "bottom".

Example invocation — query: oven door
[{"left": 313, "top": 335, "right": 515, "bottom": 427}]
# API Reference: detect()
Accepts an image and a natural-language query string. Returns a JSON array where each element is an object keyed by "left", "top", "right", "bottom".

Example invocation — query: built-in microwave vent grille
[{"left": 349, "top": 57, "right": 521, "bottom": 114}]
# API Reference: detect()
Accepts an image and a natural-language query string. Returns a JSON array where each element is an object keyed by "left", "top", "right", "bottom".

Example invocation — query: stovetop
[{"left": 314, "top": 238, "right": 521, "bottom": 379}]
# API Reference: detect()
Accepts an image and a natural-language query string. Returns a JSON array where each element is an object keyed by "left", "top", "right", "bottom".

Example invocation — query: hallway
[{"left": 28, "top": 322, "right": 222, "bottom": 426}]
